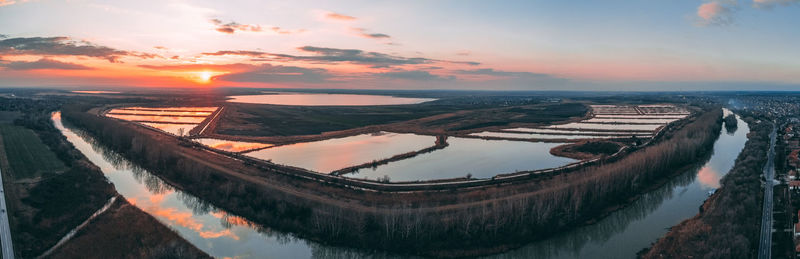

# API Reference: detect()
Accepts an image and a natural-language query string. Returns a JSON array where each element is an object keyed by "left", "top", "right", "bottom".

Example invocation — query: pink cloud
[{"left": 696, "top": 2, "right": 733, "bottom": 26}]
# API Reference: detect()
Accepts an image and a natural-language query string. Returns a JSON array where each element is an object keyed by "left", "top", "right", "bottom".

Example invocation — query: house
[{"left": 789, "top": 181, "right": 800, "bottom": 191}]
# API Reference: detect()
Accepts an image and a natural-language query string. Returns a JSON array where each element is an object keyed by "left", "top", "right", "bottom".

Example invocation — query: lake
[{"left": 226, "top": 93, "right": 436, "bottom": 106}]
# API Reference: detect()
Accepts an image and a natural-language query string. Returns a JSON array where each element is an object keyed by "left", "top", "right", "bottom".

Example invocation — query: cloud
[
  {"left": 210, "top": 19, "right": 263, "bottom": 34},
  {"left": 456, "top": 68, "right": 569, "bottom": 86},
  {"left": 326, "top": 12, "right": 356, "bottom": 21},
  {"left": 753, "top": 0, "right": 800, "bottom": 8},
  {"left": 0, "top": 0, "right": 26, "bottom": 7},
  {"left": 1, "top": 58, "right": 93, "bottom": 70},
  {"left": 153, "top": 46, "right": 168, "bottom": 50},
  {"left": 138, "top": 63, "right": 256, "bottom": 72},
  {"left": 351, "top": 28, "right": 391, "bottom": 39},
  {"left": 375, "top": 70, "right": 453, "bottom": 81},
  {"left": 696, "top": 1, "right": 735, "bottom": 26},
  {"left": 215, "top": 64, "right": 330, "bottom": 83},
  {"left": 0, "top": 36, "right": 159, "bottom": 62},
  {"left": 201, "top": 50, "right": 269, "bottom": 57},
  {"left": 202, "top": 46, "right": 479, "bottom": 67}
]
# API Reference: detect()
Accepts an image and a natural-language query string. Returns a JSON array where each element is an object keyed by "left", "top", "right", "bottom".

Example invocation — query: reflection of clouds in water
[
  {"left": 127, "top": 196, "right": 241, "bottom": 240},
  {"left": 697, "top": 166, "right": 721, "bottom": 189}
]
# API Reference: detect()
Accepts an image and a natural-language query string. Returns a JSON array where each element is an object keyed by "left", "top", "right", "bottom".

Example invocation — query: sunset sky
[{"left": 1, "top": 0, "right": 799, "bottom": 90}]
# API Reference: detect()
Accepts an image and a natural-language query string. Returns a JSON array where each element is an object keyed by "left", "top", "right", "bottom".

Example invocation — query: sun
[{"left": 199, "top": 71, "right": 213, "bottom": 83}]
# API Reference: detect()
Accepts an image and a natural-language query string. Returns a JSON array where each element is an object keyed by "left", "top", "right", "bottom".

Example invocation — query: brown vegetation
[
  {"left": 0, "top": 99, "right": 208, "bottom": 258},
  {"left": 550, "top": 140, "right": 623, "bottom": 160},
  {"left": 47, "top": 198, "right": 211, "bottom": 259},
  {"left": 63, "top": 103, "right": 722, "bottom": 257}
]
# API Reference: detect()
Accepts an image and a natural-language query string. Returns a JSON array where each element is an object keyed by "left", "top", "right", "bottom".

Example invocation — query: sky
[{"left": 0, "top": 0, "right": 799, "bottom": 91}]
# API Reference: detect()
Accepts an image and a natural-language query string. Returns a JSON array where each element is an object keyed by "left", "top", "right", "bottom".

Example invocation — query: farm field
[{"left": 0, "top": 124, "right": 66, "bottom": 179}]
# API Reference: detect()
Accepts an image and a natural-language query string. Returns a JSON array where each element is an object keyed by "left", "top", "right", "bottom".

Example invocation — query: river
[{"left": 53, "top": 109, "right": 747, "bottom": 259}]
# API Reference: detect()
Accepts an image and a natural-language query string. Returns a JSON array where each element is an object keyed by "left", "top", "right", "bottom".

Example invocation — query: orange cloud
[{"left": 326, "top": 12, "right": 356, "bottom": 21}]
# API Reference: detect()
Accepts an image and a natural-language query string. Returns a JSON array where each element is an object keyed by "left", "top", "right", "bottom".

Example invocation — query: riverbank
[
  {"left": 0, "top": 101, "right": 208, "bottom": 258},
  {"left": 641, "top": 115, "right": 769, "bottom": 258},
  {"left": 46, "top": 198, "right": 211, "bottom": 259},
  {"left": 62, "top": 103, "right": 723, "bottom": 257}
]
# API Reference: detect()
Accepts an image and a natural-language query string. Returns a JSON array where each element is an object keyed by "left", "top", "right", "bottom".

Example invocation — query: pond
[
  {"left": 139, "top": 122, "right": 198, "bottom": 136},
  {"left": 193, "top": 138, "right": 272, "bottom": 152},
  {"left": 345, "top": 137, "right": 576, "bottom": 181},
  {"left": 226, "top": 93, "right": 436, "bottom": 106},
  {"left": 470, "top": 131, "right": 649, "bottom": 140},
  {"left": 243, "top": 132, "right": 435, "bottom": 173},
  {"left": 547, "top": 123, "right": 662, "bottom": 132},
  {"left": 501, "top": 128, "right": 653, "bottom": 136}
]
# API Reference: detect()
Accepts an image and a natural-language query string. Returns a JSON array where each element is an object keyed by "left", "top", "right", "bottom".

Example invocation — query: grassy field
[
  {"left": 217, "top": 100, "right": 587, "bottom": 136},
  {"left": 0, "top": 124, "right": 66, "bottom": 179}
]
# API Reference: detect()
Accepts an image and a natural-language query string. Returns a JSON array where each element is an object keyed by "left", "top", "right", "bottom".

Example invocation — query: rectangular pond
[
  {"left": 470, "top": 131, "right": 650, "bottom": 140},
  {"left": 108, "top": 109, "right": 213, "bottom": 117},
  {"left": 193, "top": 138, "right": 273, "bottom": 152},
  {"left": 226, "top": 93, "right": 436, "bottom": 106},
  {"left": 140, "top": 122, "right": 198, "bottom": 136},
  {"left": 547, "top": 123, "right": 663, "bottom": 131},
  {"left": 107, "top": 114, "right": 208, "bottom": 124},
  {"left": 345, "top": 137, "right": 576, "bottom": 182},
  {"left": 583, "top": 118, "right": 679, "bottom": 124},
  {"left": 243, "top": 132, "right": 436, "bottom": 173},
  {"left": 503, "top": 128, "right": 653, "bottom": 135},
  {"left": 120, "top": 107, "right": 219, "bottom": 112},
  {"left": 593, "top": 115, "right": 687, "bottom": 119}
]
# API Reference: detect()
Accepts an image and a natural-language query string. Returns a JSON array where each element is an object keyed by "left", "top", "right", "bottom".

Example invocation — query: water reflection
[
  {"left": 226, "top": 93, "right": 436, "bottom": 106},
  {"left": 471, "top": 131, "right": 651, "bottom": 140},
  {"left": 243, "top": 132, "right": 434, "bottom": 173},
  {"left": 352, "top": 137, "right": 576, "bottom": 181},
  {"left": 140, "top": 122, "right": 198, "bottom": 136},
  {"left": 194, "top": 138, "right": 273, "bottom": 152},
  {"left": 53, "top": 112, "right": 389, "bottom": 259},
  {"left": 485, "top": 110, "right": 749, "bottom": 259},
  {"left": 106, "top": 114, "right": 207, "bottom": 123},
  {"left": 504, "top": 128, "right": 652, "bottom": 136},
  {"left": 547, "top": 123, "right": 662, "bottom": 131}
]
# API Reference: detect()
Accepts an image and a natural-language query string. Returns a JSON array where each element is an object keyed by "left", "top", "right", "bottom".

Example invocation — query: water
[
  {"left": 107, "top": 109, "right": 213, "bottom": 116},
  {"left": 139, "top": 122, "right": 198, "bottom": 136},
  {"left": 53, "top": 112, "right": 382, "bottom": 259},
  {"left": 193, "top": 138, "right": 273, "bottom": 152},
  {"left": 243, "top": 132, "right": 435, "bottom": 173},
  {"left": 226, "top": 93, "right": 436, "bottom": 106},
  {"left": 106, "top": 114, "right": 207, "bottom": 124},
  {"left": 583, "top": 118, "right": 678, "bottom": 124},
  {"left": 346, "top": 137, "right": 576, "bottom": 181},
  {"left": 547, "top": 123, "right": 662, "bottom": 131},
  {"left": 54, "top": 109, "right": 748, "bottom": 259},
  {"left": 119, "top": 107, "right": 218, "bottom": 112},
  {"left": 503, "top": 128, "right": 652, "bottom": 135},
  {"left": 470, "top": 131, "right": 650, "bottom": 140},
  {"left": 593, "top": 115, "right": 687, "bottom": 119},
  {"left": 485, "top": 109, "right": 749, "bottom": 259}
]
